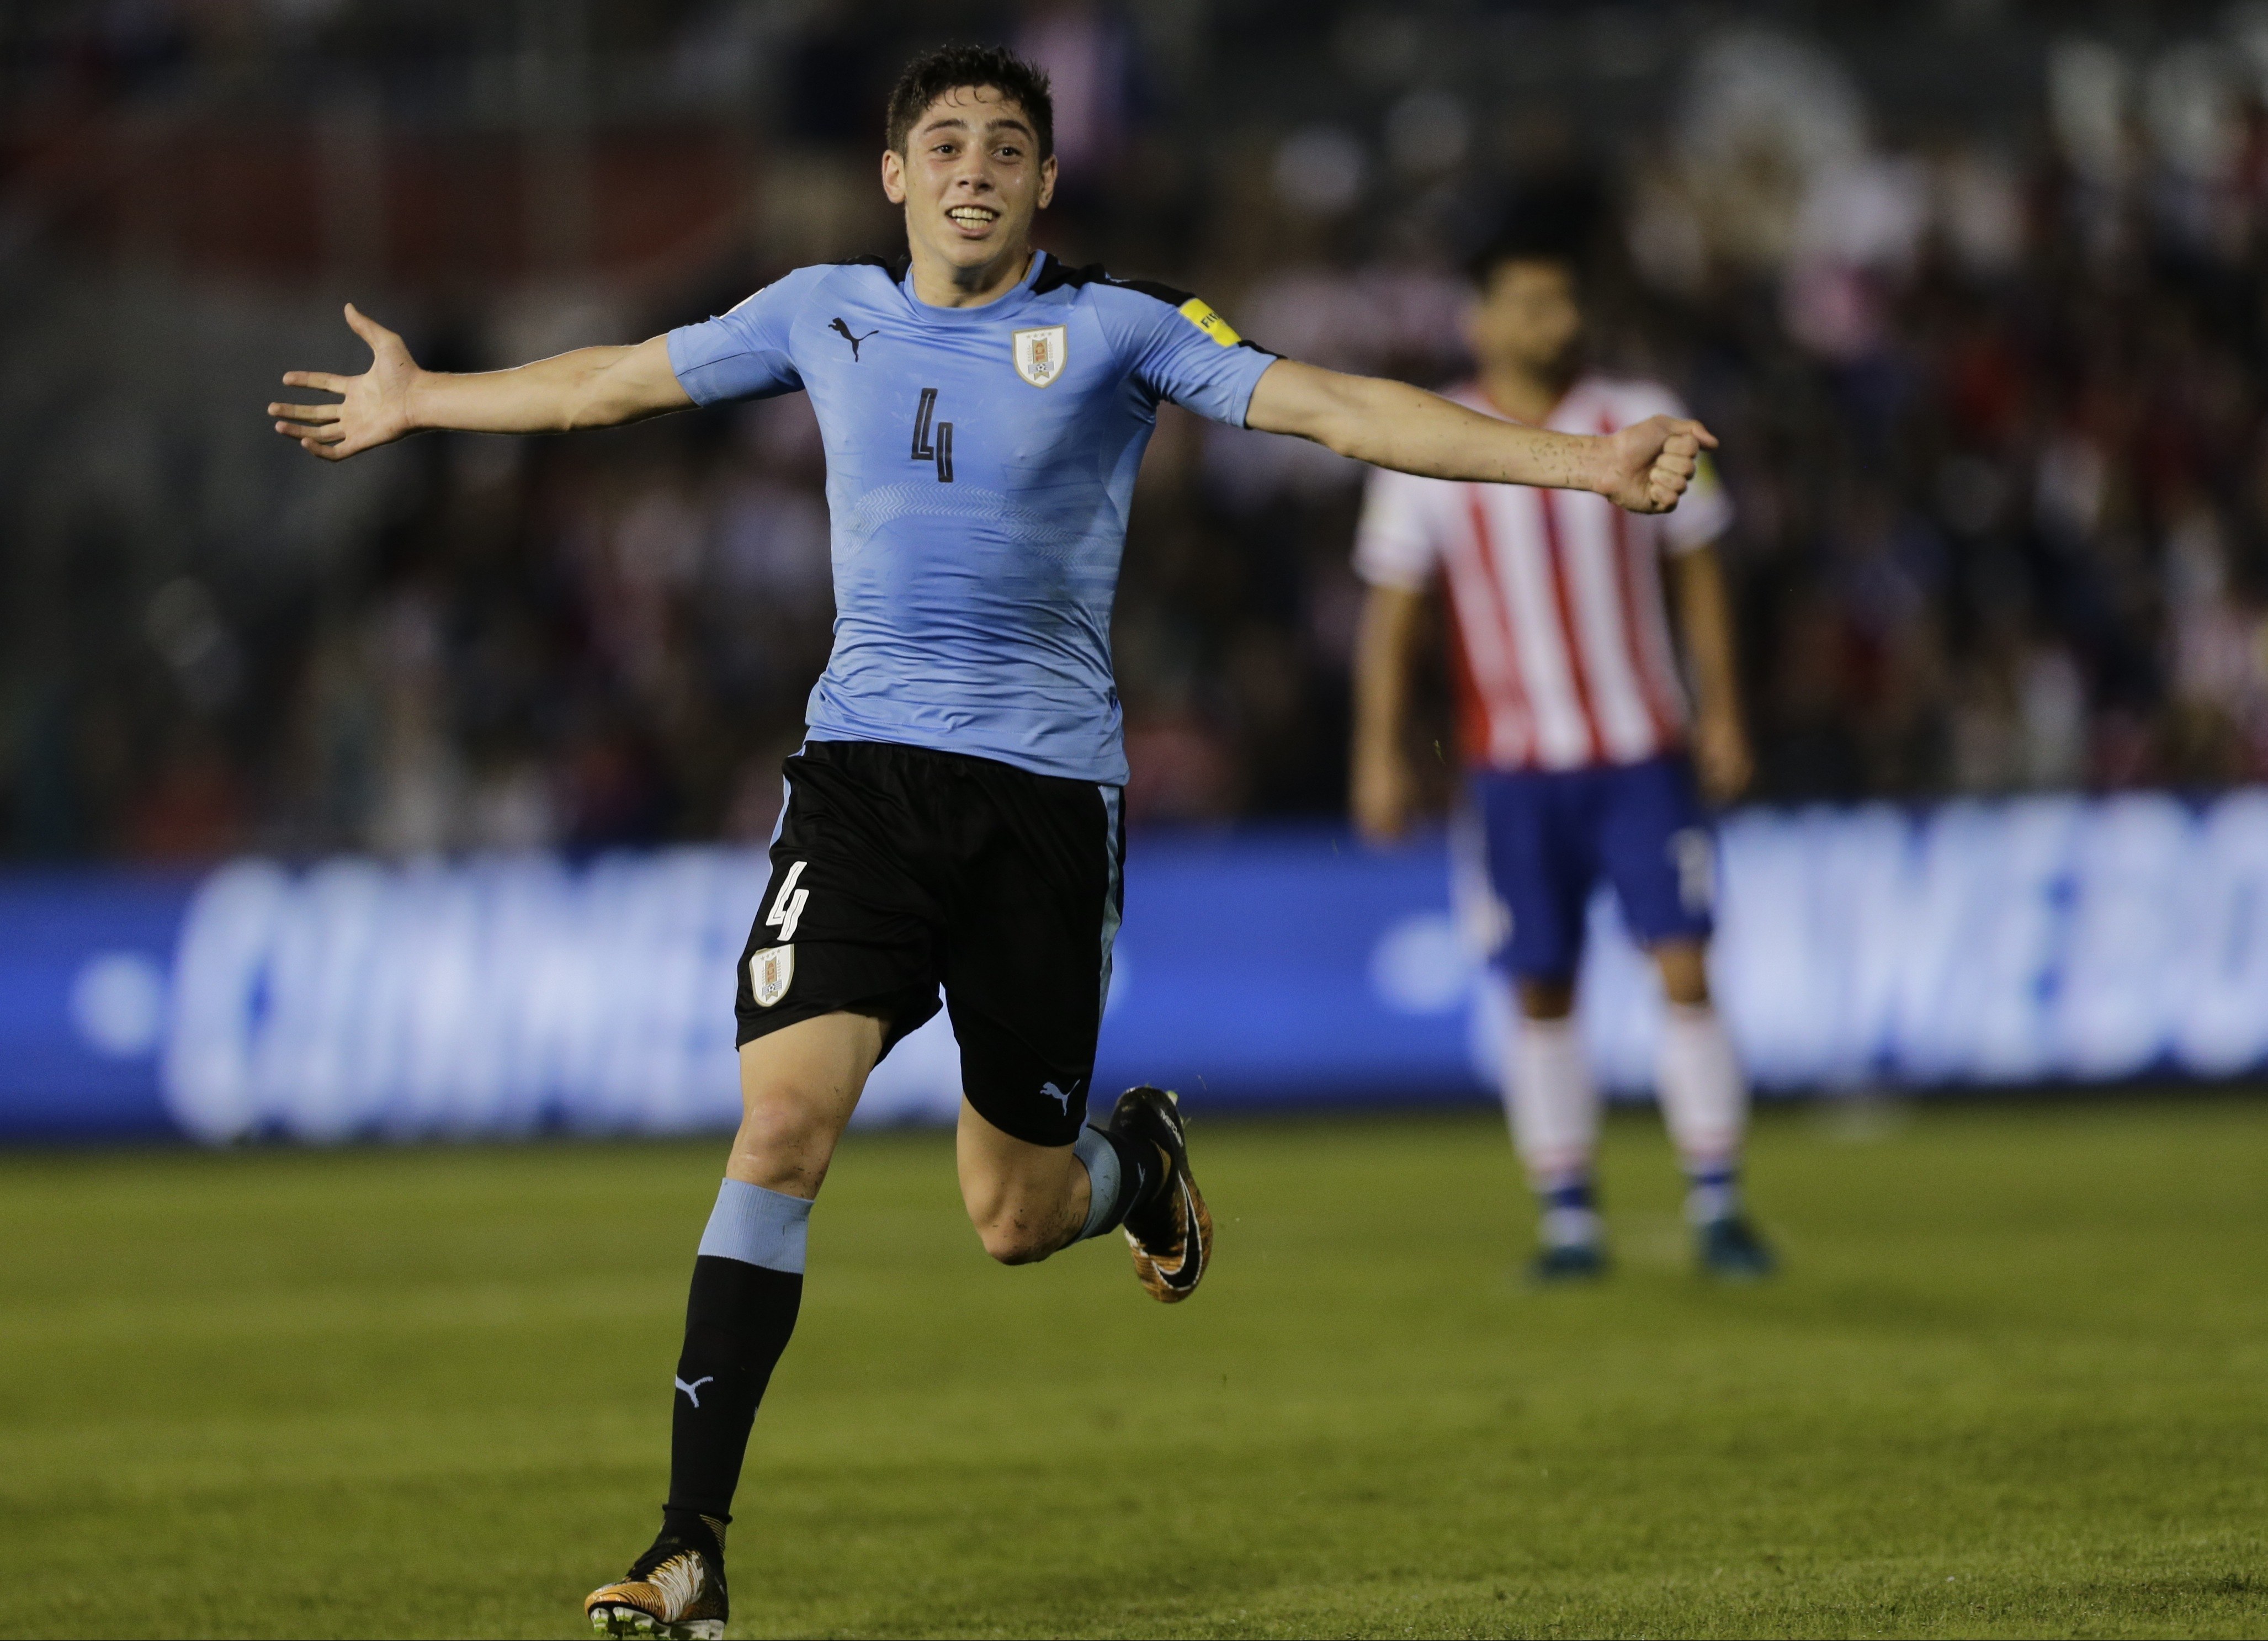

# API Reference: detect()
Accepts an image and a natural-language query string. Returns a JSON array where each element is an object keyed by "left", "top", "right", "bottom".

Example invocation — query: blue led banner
[{"left": 6, "top": 792, "right": 2268, "bottom": 1143}]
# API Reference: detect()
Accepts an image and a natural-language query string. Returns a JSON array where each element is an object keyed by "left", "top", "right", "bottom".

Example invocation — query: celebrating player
[
  {"left": 1348, "top": 219, "right": 1775, "bottom": 1286},
  {"left": 270, "top": 47, "right": 1712, "bottom": 1639}
]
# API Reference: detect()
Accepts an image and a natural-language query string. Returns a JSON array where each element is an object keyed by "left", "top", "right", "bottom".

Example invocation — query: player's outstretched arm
[
  {"left": 1245, "top": 358, "right": 1715, "bottom": 515},
  {"left": 268, "top": 304, "right": 692, "bottom": 461}
]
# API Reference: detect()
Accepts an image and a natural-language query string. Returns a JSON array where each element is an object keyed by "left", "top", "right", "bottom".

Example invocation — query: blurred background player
[{"left": 1348, "top": 216, "right": 1773, "bottom": 1284}]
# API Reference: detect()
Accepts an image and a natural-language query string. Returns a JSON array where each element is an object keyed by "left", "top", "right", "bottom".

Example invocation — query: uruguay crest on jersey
[
  {"left": 749, "top": 944, "right": 795, "bottom": 1008},
  {"left": 1013, "top": 325, "right": 1067, "bottom": 387}
]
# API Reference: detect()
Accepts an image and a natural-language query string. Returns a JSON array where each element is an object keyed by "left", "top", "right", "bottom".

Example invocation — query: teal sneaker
[
  {"left": 1527, "top": 1242, "right": 1608, "bottom": 1284},
  {"left": 1698, "top": 1216, "right": 1777, "bottom": 1281}
]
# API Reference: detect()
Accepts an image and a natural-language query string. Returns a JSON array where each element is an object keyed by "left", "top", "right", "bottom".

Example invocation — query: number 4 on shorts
[{"left": 766, "top": 860, "right": 810, "bottom": 942}]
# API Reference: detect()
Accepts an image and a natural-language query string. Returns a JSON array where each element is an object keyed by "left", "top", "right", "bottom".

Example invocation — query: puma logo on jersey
[
  {"left": 674, "top": 1374, "right": 715, "bottom": 1408},
  {"left": 828, "top": 317, "right": 878, "bottom": 360},
  {"left": 1040, "top": 1081, "right": 1071, "bottom": 1112}
]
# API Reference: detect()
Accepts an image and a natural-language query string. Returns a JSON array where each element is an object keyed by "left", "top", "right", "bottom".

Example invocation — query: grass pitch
[{"left": 3, "top": 1097, "right": 2265, "bottom": 1639}]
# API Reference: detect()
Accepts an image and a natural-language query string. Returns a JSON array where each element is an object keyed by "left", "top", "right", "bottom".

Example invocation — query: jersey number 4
[
  {"left": 766, "top": 859, "right": 810, "bottom": 941},
  {"left": 911, "top": 388, "right": 954, "bottom": 483}
]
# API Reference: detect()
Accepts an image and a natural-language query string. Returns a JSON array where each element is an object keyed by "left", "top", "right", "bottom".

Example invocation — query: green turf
[{"left": 3, "top": 1097, "right": 2265, "bottom": 1639}]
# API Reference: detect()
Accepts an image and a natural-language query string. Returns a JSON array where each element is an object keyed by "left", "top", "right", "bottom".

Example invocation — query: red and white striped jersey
[{"left": 1353, "top": 375, "right": 1731, "bottom": 773}]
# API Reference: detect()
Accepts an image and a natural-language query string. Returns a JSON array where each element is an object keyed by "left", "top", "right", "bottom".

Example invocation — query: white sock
[
  {"left": 1656, "top": 1003, "right": 1749, "bottom": 1219},
  {"left": 1505, "top": 1013, "right": 1599, "bottom": 1189}
]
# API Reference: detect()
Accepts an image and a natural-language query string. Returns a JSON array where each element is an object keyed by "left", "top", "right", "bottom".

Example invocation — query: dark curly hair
[
  {"left": 1465, "top": 179, "right": 1604, "bottom": 286},
  {"left": 885, "top": 44, "right": 1054, "bottom": 162}
]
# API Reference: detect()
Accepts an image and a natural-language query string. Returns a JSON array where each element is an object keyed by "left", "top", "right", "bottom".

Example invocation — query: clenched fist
[{"left": 1600, "top": 413, "right": 1717, "bottom": 514}]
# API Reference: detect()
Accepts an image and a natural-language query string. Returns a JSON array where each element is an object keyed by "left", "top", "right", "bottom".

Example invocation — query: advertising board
[{"left": 5, "top": 792, "right": 2267, "bottom": 1141}]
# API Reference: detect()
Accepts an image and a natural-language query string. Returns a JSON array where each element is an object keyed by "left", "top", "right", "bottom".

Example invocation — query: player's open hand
[
  {"left": 1602, "top": 414, "right": 1718, "bottom": 515},
  {"left": 268, "top": 304, "right": 421, "bottom": 461}
]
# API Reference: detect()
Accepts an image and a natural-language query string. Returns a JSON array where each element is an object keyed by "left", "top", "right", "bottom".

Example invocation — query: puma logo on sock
[{"left": 674, "top": 1374, "right": 714, "bottom": 1408}]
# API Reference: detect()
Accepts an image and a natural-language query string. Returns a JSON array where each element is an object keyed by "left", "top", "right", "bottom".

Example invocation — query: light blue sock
[
  {"left": 697, "top": 1178, "right": 812, "bottom": 1273},
  {"left": 1685, "top": 1165, "right": 1740, "bottom": 1227},
  {"left": 1072, "top": 1125, "right": 1123, "bottom": 1241}
]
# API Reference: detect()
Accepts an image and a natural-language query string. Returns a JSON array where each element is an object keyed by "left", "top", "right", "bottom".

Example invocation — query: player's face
[
  {"left": 881, "top": 86, "right": 1057, "bottom": 274},
  {"left": 1467, "top": 260, "right": 1582, "bottom": 379}
]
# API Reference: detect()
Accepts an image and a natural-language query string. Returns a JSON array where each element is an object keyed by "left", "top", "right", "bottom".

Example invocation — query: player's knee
[
  {"left": 731, "top": 1098, "right": 835, "bottom": 1194},
  {"left": 975, "top": 1211, "right": 1056, "bottom": 1266},
  {"left": 1519, "top": 977, "right": 1577, "bottom": 1019},
  {"left": 1653, "top": 942, "right": 1712, "bottom": 1007},
  {"left": 965, "top": 1175, "right": 1067, "bottom": 1263}
]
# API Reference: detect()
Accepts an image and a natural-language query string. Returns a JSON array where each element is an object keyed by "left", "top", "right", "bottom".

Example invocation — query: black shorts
[{"left": 735, "top": 739, "right": 1125, "bottom": 1148}]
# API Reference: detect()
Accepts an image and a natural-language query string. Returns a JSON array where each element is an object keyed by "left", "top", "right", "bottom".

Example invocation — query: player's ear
[
  {"left": 880, "top": 147, "right": 907, "bottom": 205},
  {"left": 1036, "top": 153, "right": 1057, "bottom": 211}
]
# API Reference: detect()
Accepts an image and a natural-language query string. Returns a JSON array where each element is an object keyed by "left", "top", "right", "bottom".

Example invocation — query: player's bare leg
[
  {"left": 723, "top": 1010, "right": 885, "bottom": 1195},
  {"left": 957, "top": 1097, "right": 1092, "bottom": 1263},
  {"left": 1649, "top": 941, "right": 1775, "bottom": 1279},
  {"left": 587, "top": 1011, "right": 883, "bottom": 1639},
  {"left": 954, "top": 1088, "right": 1209, "bottom": 1302}
]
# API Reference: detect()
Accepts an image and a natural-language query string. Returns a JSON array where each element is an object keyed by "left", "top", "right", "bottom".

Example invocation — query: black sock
[
  {"left": 658, "top": 1507, "right": 726, "bottom": 1562},
  {"left": 665, "top": 1255, "right": 804, "bottom": 1522}
]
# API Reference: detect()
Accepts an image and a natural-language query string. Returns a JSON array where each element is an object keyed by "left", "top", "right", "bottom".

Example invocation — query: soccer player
[
  {"left": 270, "top": 47, "right": 1712, "bottom": 1638},
  {"left": 1348, "top": 220, "right": 1775, "bottom": 1286}
]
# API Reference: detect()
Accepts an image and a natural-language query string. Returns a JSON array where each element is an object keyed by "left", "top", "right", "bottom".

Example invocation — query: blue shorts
[{"left": 1470, "top": 753, "right": 1715, "bottom": 981}]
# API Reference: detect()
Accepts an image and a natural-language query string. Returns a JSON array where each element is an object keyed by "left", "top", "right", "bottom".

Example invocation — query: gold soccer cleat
[
  {"left": 1108, "top": 1085, "right": 1213, "bottom": 1303},
  {"left": 586, "top": 1518, "right": 729, "bottom": 1641}
]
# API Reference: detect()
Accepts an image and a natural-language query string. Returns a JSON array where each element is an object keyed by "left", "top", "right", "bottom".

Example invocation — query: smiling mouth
[{"left": 946, "top": 205, "right": 999, "bottom": 231}]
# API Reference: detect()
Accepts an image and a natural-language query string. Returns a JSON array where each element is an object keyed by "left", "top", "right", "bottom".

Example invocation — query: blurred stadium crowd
[{"left": 6, "top": 1, "right": 2268, "bottom": 861}]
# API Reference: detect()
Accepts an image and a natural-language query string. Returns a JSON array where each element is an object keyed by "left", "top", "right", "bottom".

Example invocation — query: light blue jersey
[{"left": 667, "top": 251, "right": 1277, "bottom": 785}]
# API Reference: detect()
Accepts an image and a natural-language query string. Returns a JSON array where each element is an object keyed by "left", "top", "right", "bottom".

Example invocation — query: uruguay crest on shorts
[
  {"left": 1012, "top": 325, "right": 1068, "bottom": 387},
  {"left": 749, "top": 944, "right": 795, "bottom": 1008}
]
